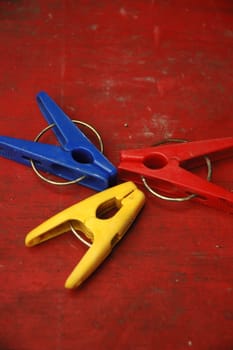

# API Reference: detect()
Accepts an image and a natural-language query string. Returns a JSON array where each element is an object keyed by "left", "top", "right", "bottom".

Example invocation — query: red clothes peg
[{"left": 118, "top": 137, "right": 233, "bottom": 213}]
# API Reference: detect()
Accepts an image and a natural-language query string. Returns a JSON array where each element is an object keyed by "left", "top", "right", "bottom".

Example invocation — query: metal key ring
[
  {"left": 141, "top": 138, "right": 212, "bottom": 202},
  {"left": 30, "top": 120, "right": 104, "bottom": 186},
  {"left": 70, "top": 221, "right": 92, "bottom": 247}
]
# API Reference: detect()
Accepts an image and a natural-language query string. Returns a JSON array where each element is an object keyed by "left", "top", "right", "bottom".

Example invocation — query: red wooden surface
[{"left": 0, "top": 1, "right": 233, "bottom": 349}]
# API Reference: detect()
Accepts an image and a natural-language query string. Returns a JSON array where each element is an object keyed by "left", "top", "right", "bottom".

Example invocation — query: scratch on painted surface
[
  {"left": 153, "top": 25, "right": 160, "bottom": 47},
  {"left": 133, "top": 77, "right": 156, "bottom": 83},
  {"left": 152, "top": 113, "right": 175, "bottom": 139},
  {"left": 142, "top": 124, "right": 155, "bottom": 139},
  {"left": 119, "top": 7, "right": 139, "bottom": 19},
  {"left": 119, "top": 7, "right": 127, "bottom": 17},
  {"left": 90, "top": 24, "right": 99, "bottom": 31}
]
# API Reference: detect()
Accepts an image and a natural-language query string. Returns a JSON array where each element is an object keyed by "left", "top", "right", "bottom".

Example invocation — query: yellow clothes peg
[{"left": 25, "top": 181, "right": 145, "bottom": 289}]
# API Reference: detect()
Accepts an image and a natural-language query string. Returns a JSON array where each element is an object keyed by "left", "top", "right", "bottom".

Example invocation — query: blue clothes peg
[{"left": 0, "top": 92, "right": 117, "bottom": 191}]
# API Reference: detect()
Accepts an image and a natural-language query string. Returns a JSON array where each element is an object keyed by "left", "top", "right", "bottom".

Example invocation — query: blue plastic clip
[{"left": 0, "top": 92, "right": 117, "bottom": 191}]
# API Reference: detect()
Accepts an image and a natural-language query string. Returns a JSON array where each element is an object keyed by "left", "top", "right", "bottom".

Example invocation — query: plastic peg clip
[
  {"left": 25, "top": 181, "right": 145, "bottom": 289},
  {"left": 118, "top": 138, "right": 233, "bottom": 213},
  {"left": 0, "top": 92, "right": 117, "bottom": 191}
]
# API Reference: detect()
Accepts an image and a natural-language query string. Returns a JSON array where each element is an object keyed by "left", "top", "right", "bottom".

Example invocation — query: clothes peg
[
  {"left": 0, "top": 92, "right": 117, "bottom": 191},
  {"left": 25, "top": 181, "right": 145, "bottom": 289},
  {"left": 118, "top": 138, "right": 233, "bottom": 213}
]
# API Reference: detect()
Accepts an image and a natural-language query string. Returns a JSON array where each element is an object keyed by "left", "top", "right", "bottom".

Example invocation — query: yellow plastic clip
[{"left": 25, "top": 181, "right": 145, "bottom": 289}]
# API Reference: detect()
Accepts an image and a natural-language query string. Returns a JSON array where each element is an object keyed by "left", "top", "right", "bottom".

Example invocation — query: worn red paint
[{"left": 0, "top": 1, "right": 233, "bottom": 350}]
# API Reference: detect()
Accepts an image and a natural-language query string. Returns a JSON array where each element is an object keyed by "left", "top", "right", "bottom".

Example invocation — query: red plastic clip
[{"left": 118, "top": 137, "right": 233, "bottom": 213}]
